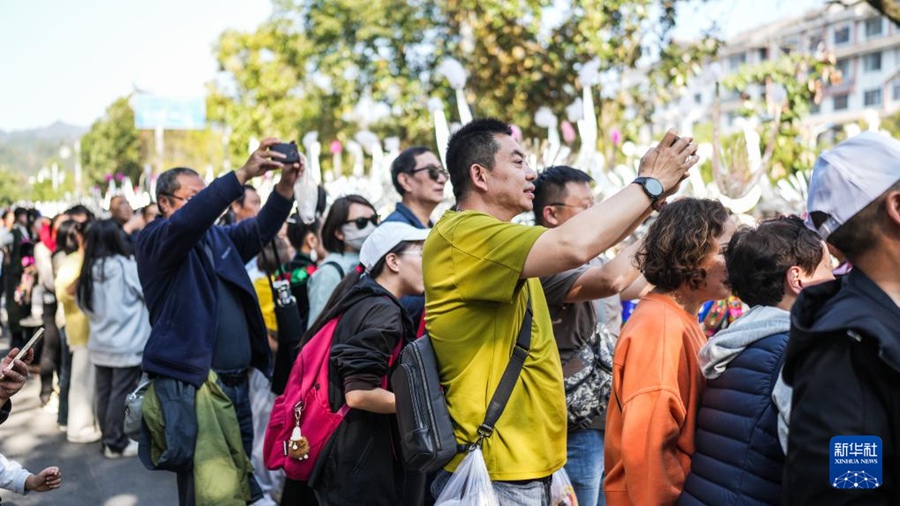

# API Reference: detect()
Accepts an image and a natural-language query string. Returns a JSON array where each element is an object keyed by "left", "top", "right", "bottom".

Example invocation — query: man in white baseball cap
[{"left": 782, "top": 131, "right": 900, "bottom": 503}]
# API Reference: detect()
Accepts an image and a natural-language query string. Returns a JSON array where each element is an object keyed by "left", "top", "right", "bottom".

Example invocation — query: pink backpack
[{"left": 263, "top": 317, "right": 346, "bottom": 481}]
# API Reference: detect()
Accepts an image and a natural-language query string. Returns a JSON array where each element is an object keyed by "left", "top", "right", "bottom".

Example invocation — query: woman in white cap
[{"left": 298, "top": 221, "right": 428, "bottom": 505}]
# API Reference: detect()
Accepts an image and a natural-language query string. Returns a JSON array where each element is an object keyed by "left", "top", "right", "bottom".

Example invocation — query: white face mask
[{"left": 341, "top": 222, "right": 376, "bottom": 251}]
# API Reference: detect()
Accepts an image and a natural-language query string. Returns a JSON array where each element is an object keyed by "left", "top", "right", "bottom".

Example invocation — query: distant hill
[{"left": 0, "top": 121, "right": 87, "bottom": 175}]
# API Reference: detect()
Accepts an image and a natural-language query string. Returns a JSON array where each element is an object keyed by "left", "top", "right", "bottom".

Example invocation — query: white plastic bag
[
  {"left": 551, "top": 468, "right": 578, "bottom": 506},
  {"left": 435, "top": 448, "right": 499, "bottom": 506}
]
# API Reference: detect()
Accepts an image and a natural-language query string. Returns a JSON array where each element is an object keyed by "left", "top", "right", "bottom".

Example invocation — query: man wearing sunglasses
[
  {"left": 135, "top": 138, "right": 304, "bottom": 506},
  {"left": 384, "top": 147, "right": 448, "bottom": 334},
  {"left": 385, "top": 146, "right": 448, "bottom": 229}
]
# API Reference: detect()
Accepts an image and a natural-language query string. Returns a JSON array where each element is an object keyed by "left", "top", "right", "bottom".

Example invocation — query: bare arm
[
  {"left": 523, "top": 130, "right": 697, "bottom": 279},
  {"left": 620, "top": 275, "right": 653, "bottom": 301},
  {"left": 564, "top": 241, "right": 642, "bottom": 303},
  {"left": 345, "top": 388, "right": 395, "bottom": 414}
]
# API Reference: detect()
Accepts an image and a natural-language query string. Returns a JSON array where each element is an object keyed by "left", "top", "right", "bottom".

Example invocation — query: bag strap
[
  {"left": 321, "top": 261, "right": 345, "bottom": 279},
  {"left": 253, "top": 222, "right": 286, "bottom": 304},
  {"left": 471, "top": 288, "right": 533, "bottom": 449}
]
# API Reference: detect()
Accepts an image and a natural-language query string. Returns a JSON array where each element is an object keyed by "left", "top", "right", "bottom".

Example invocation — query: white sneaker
[
  {"left": 104, "top": 441, "right": 138, "bottom": 459},
  {"left": 67, "top": 429, "right": 102, "bottom": 444}
]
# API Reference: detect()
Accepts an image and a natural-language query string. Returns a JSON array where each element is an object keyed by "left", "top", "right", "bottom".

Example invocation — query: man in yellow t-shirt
[{"left": 425, "top": 118, "right": 698, "bottom": 503}]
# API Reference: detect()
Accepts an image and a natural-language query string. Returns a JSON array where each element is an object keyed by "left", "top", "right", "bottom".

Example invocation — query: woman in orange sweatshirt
[{"left": 604, "top": 198, "right": 734, "bottom": 506}]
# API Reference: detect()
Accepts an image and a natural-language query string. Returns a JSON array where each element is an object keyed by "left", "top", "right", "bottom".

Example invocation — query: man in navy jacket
[{"left": 136, "top": 138, "right": 302, "bottom": 505}]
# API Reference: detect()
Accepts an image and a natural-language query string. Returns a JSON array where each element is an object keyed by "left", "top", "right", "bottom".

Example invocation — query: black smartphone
[{"left": 270, "top": 142, "right": 300, "bottom": 164}]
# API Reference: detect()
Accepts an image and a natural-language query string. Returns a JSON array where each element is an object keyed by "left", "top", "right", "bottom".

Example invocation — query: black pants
[
  {"left": 95, "top": 365, "right": 141, "bottom": 452},
  {"left": 39, "top": 299, "right": 61, "bottom": 404}
]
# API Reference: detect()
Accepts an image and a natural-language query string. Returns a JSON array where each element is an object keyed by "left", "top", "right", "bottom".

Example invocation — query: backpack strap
[
  {"left": 321, "top": 261, "right": 345, "bottom": 279},
  {"left": 471, "top": 289, "right": 533, "bottom": 448}
]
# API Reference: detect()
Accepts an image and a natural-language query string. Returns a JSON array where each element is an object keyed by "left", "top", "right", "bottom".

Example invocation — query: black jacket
[
  {"left": 312, "top": 276, "right": 416, "bottom": 505},
  {"left": 782, "top": 268, "right": 900, "bottom": 505}
]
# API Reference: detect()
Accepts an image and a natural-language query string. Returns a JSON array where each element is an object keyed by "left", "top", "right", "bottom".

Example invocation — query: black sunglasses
[
  {"left": 344, "top": 215, "right": 379, "bottom": 230},
  {"left": 409, "top": 165, "right": 448, "bottom": 181}
]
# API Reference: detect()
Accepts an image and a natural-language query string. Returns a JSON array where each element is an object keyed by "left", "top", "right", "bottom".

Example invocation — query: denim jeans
[
  {"left": 431, "top": 469, "right": 551, "bottom": 506},
  {"left": 565, "top": 429, "right": 605, "bottom": 506}
]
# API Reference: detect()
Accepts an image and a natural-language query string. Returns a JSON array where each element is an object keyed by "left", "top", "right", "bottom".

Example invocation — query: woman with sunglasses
[
  {"left": 306, "top": 195, "right": 378, "bottom": 326},
  {"left": 301, "top": 222, "right": 428, "bottom": 505}
]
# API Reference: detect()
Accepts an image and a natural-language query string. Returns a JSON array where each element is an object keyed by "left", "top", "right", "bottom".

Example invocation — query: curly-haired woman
[{"left": 603, "top": 198, "right": 734, "bottom": 506}]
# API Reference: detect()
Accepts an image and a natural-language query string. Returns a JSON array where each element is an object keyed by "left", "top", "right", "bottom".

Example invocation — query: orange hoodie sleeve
[{"left": 620, "top": 386, "right": 688, "bottom": 505}]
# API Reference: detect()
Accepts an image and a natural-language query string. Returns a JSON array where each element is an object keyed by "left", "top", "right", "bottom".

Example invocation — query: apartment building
[{"left": 673, "top": 1, "right": 899, "bottom": 133}]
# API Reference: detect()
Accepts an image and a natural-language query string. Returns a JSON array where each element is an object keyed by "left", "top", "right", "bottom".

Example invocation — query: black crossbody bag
[{"left": 392, "top": 294, "right": 533, "bottom": 472}]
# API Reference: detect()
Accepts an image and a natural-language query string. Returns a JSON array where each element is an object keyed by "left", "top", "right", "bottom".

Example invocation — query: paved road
[{"left": 0, "top": 349, "right": 177, "bottom": 505}]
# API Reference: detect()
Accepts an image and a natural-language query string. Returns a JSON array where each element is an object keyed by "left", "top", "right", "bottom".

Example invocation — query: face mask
[{"left": 342, "top": 222, "right": 376, "bottom": 251}]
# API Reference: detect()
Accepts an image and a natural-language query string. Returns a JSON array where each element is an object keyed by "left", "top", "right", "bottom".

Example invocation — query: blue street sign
[{"left": 134, "top": 95, "right": 206, "bottom": 130}]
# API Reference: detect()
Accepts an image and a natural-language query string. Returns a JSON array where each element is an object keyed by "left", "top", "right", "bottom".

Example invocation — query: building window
[
  {"left": 834, "top": 94, "right": 849, "bottom": 110},
  {"left": 694, "top": 93, "right": 702, "bottom": 104},
  {"left": 894, "top": 82, "right": 900, "bottom": 101},
  {"left": 863, "top": 52, "right": 882, "bottom": 72},
  {"left": 758, "top": 48, "right": 769, "bottom": 62},
  {"left": 834, "top": 26, "right": 850, "bottom": 45},
  {"left": 836, "top": 58, "right": 851, "bottom": 79},
  {"left": 728, "top": 53, "right": 747, "bottom": 70},
  {"left": 865, "top": 18, "right": 882, "bottom": 37},
  {"left": 810, "top": 102, "right": 821, "bottom": 114},
  {"left": 864, "top": 89, "right": 882, "bottom": 106},
  {"left": 808, "top": 36, "right": 823, "bottom": 52}
]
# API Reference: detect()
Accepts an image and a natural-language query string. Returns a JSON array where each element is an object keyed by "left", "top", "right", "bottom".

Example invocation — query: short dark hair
[
  {"left": 156, "top": 167, "right": 199, "bottom": 203},
  {"left": 636, "top": 198, "right": 730, "bottom": 292},
  {"left": 726, "top": 215, "right": 825, "bottom": 307},
  {"left": 391, "top": 147, "right": 431, "bottom": 195},
  {"left": 65, "top": 205, "right": 95, "bottom": 222},
  {"left": 817, "top": 180, "right": 900, "bottom": 260},
  {"left": 532, "top": 166, "right": 594, "bottom": 226},
  {"left": 235, "top": 185, "right": 257, "bottom": 207},
  {"left": 321, "top": 195, "right": 376, "bottom": 254},
  {"left": 445, "top": 118, "right": 512, "bottom": 202},
  {"left": 286, "top": 214, "right": 322, "bottom": 251}
]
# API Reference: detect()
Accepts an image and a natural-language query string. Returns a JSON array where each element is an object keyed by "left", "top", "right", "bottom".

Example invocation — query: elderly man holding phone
[{"left": 135, "top": 138, "right": 303, "bottom": 506}]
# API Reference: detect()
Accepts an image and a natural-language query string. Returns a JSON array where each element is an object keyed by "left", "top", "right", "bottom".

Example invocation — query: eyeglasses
[
  {"left": 344, "top": 215, "right": 379, "bottom": 230},
  {"left": 161, "top": 193, "right": 193, "bottom": 203},
  {"left": 547, "top": 202, "right": 593, "bottom": 211},
  {"left": 409, "top": 165, "right": 449, "bottom": 181}
]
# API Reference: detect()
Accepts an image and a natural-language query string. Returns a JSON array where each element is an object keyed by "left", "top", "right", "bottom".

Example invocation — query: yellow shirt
[
  {"left": 253, "top": 277, "right": 277, "bottom": 333},
  {"left": 56, "top": 252, "right": 89, "bottom": 347},
  {"left": 423, "top": 210, "right": 567, "bottom": 481}
]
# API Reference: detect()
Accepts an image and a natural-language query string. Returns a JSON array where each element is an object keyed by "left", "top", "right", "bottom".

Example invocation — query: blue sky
[{"left": 0, "top": 0, "right": 824, "bottom": 132}]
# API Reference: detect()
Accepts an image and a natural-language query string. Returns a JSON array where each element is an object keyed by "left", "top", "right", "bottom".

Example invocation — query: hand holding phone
[
  {"left": 270, "top": 142, "right": 301, "bottom": 164},
  {"left": 0, "top": 328, "right": 43, "bottom": 383}
]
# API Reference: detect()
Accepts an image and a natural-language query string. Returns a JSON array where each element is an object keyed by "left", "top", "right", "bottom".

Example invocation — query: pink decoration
[
  {"left": 115, "top": 172, "right": 125, "bottom": 182},
  {"left": 330, "top": 140, "right": 343, "bottom": 154},
  {"left": 510, "top": 125, "right": 523, "bottom": 143},
  {"left": 610, "top": 128, "right": 622, "bottom": 146},
  {"left": 104, "top": 174, "right": 113, "bottom": 182},
  {"left": 561, "top": 121, "right": 577, "bottom": 144}
]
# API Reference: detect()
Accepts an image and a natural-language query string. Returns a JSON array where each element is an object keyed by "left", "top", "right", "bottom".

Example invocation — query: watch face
[{"left": 646, "top": 178, "right": 664, "bottom": 197}]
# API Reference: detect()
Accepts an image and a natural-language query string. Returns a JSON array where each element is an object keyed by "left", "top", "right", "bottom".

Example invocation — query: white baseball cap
[
  {"left": 359, "top": 222, "right": 430, "bottom": 272},
  {"left": 806, "top": 131, "right": 900, "bottom": 239}
]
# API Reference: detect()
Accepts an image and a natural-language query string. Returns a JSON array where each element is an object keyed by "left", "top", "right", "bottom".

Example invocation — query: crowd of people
[{"left": 0, "top": 121, "right": 897, "bottom": 506}]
